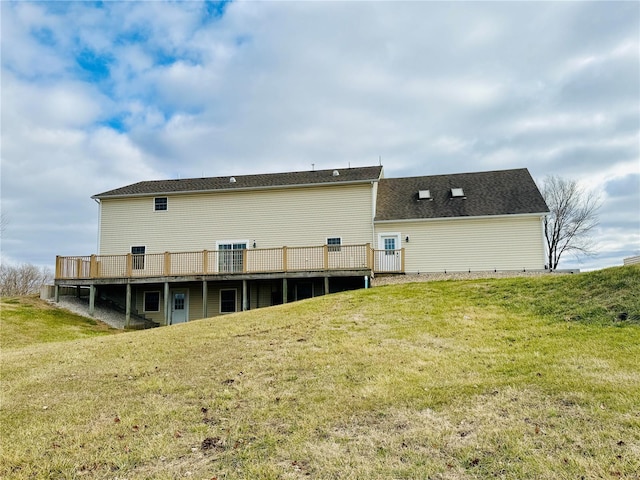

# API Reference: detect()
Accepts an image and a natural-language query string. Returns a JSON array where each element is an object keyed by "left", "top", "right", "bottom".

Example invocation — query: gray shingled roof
[
  {"left": 375, "top": 168, "right": 549, "bottom": 221},
  {"left": 93, "top": 166, "right": 383, "bottom": 198}
]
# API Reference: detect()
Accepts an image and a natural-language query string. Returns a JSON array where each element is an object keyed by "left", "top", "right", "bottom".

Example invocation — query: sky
[{"left": 1, "top": 0, "right": 638, "bottom": 272}]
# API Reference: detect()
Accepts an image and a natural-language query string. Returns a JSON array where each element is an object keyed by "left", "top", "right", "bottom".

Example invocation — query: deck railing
[{"left": 55, "top": 244, "right": 405, "bottom": 280}]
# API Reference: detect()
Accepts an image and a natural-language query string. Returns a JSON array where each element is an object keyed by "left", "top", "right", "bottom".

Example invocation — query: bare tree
[
  {"left": 0, "top": 263, "right": 53, "bottom": 296},
  {"left": 541, "top": 175, "right": 602, "bottom": 270}
]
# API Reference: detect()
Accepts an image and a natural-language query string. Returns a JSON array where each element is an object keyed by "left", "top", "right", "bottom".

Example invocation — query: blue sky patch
[
  {"left": 203, "top": 0, "right": 231, "bottom": 22},
  {"left": 75, "top": 49, "right": 112, "bottom": 82}
]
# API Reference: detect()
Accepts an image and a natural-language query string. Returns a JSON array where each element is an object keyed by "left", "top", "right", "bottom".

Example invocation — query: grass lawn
[
  {"left": 1, "top": 296, "right": 119, "bottom": 350},
  {"left": 1, "top": 267, "right": 639, "bottom": 479}
]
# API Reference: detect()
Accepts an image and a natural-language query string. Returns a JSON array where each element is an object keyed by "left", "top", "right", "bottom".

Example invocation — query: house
[{"left": 54, "top": 165, "right": 549, "bottom": 327}]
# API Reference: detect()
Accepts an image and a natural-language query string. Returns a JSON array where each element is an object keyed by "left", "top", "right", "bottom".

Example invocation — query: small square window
[
  {"left": 144, "top": 291, "right": 160, "bottom": 312},
  {"left": 154, "top": 197, "right": 168, "bottom": 211},
  {"left": 327, "top": 237, "right": 342, "bottom": 252}
]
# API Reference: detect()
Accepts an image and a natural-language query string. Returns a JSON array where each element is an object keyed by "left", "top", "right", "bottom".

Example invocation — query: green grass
[
  {"left": 1, "top": 266, "right": 639, "bottom": 479},
  {"left": 0, "top": 296, "right": 119, "bottom": 350}
]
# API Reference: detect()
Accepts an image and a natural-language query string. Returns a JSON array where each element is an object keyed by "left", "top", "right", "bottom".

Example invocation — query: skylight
[
  {"left": 451, "top": 188, "right": 465, "bottom": 197},
  {"left": 418, "top": 190, "right": 431, "bottom": 199}
]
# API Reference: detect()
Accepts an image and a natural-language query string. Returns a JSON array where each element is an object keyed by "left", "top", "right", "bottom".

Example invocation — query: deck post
[
  {"left": 365, "top": 243, "right": 372, "bottom": 269},
  {"left": 89, "top": 255, "right": 98, "bottom": 278},
  {"left": 401, "top": 248, "right": 406, "bottom": 273},
  {"left": 125, "top": 283, "right": 131, "bottom": 328},
  {"left": 164, "top": 252, "right": 171, "bottom": 276},
  {"left": 242, "top": 280, "right": 248, "bottom": 311},
  {"left": 202, "top": 281, "right": 208, "bottom": 318},
  {"left": 324, "top": 276, "right": 330, "bottom": 296},
  {"left": 323, "top": 245, "right": 329, "bottom": 270},
  {"left": 89, "top": 284, "right": 96, "bottom": 315},
  {"left": 126, "top": 254, "right": 133, "bottom": 278},
  {"left": 242, "top": 249, "right": 248, "bottom": 273},
  {"left": 54, "top": 284, "right": 60, "bottom": 303},
  {"left": 203, "top": 250, "right": 209, "bottom": 274},
  {"left": 282, "top": 246, "right": 288, "bottom": 272},
  {"left": 164, "top": 282, "right": 170, "bottom": 325},
  {"left": 282, "top": 278, "right": 288, "bottom": 304},
  {"left": 76, "top": 258, "right": 83, "bottom": 278},
  {"left": 55, "top": 256, "right": 61, "bottom": 279}
]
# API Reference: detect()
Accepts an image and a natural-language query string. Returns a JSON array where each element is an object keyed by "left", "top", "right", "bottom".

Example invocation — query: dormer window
[
  {"left": 451, "top": 188, "right": 465, "bottom": 198},
  {"left": 154, "top": 197, "right": 168, "bottom": 211}
]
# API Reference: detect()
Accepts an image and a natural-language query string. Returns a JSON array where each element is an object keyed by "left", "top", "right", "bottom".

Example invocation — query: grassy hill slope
[
  {"left": 1, "top": 267, "right": 639, "bottom": 479},
  {"left": 1, "top": 296, "right": 118, "bottom": 350}
]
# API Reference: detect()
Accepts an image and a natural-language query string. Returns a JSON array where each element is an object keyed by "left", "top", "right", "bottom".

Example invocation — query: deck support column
[
  {"left": 164, "top": 282, "right": 170, "bottom": 326},
  {"left": 242, "top": 280, "right": 248, "bottom": 311},
  {"left": 125, "top": 284, "right": 131, "bottom": 328},
  {"left": 54, "top": 284, "right": 60, "bottom": 303},
  {"left": 324, "top": 276, "right": 330, "bottom": 296},
  {"left": 202, "top": 281, "right": 208, "bottom": 318},
  {"left": 282, "top": 278, "right": 288, "bottom": 304},
  {"left": 89, "top": 284, "right": 95, "bottom": 316}
]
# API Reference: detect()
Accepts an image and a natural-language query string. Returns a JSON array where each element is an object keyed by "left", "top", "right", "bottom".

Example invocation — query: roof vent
[
  {"left": 230, "top": 177, "right": 236, "bottom": 183},
  {"left": 418, "top": 190, "right": 431, "bottom": 200},
  {"left": 451, "top": 188, "right": 465, "bottom": 198},
  {"left": 332, "top": 170, "right": 340, "bottom": 177}
]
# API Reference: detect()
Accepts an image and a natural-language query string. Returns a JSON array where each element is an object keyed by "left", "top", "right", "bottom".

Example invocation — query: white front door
[
  {"left": 170, "top": 290, "right": 188, "bottom": 324},
  {"left": 377, "top": 234, "right": 401, "bottom": 272}
]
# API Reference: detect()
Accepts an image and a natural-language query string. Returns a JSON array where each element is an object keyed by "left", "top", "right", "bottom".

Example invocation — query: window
[
  {"left": 154, "top": 197, "right": 168, "bottom": 211},
  {"left": 144, "top": 291, "right": 160, "bottom": 312},
  {"left": 131, "top": 246, "right": 145, "bottom": 269},
  {"left": 451, "top": 188, "right": 465, "bottom": 198},
  {"left": 217, "top": 242, "right": 247, "bottom": 273},
  {"left": 384, "top": 237, "right": 396, "bottom": 255},
  {"left": 220, "top": 289, "right": 237, "bottom": 313},
  {"left": 327, "top": 237, "right": 342, "bottom": 252}
]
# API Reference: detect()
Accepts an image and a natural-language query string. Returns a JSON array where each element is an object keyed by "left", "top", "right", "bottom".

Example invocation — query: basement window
[
  {"left": 154, "top": 197, "right": 168, "bottom": 211},
  {"left": 451, "top": 188, "right": 465, "bottom": 198},
  {"left": 144, "top": 291, "right": 160, "bottom": 312}
]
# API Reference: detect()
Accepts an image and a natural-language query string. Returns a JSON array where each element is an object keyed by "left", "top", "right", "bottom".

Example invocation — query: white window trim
[
  {"left": 220, "top": 288, "right": 238, "bottom": 314},
  {"left": 154, "top": 197, "right": 168, "bottom": 212},
  {"left": 143, "top": 291, "right": 161, "bottom": 312},
  {"left": 215, "top": 240, "right": 250, "bottom": 249},
  {"left": 377, "top": 233, "right": 401, "bottom": 251}
]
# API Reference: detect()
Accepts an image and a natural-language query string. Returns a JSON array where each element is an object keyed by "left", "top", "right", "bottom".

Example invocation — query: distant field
[
  {"left": 0, "top": 296, "right": 119, "bottom": 350},
  {"left": 1, "top": 266, "right": 639, "bottom": 479}
]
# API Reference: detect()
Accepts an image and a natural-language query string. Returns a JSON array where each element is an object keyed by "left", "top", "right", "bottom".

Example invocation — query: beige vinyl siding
[
  {"left": 376, "top": 215, "right": 546, "bottom": 273},
  {"left": 99, "top": 184, "right": 374, "bottom": 255}
]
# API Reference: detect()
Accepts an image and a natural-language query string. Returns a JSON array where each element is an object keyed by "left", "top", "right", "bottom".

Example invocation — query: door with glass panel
[
  {"left": 377, "top": 234, "right": 401, "bottom": 272},
  {"left": 218, "top": 243, "right": 247, "bottom": 273}
]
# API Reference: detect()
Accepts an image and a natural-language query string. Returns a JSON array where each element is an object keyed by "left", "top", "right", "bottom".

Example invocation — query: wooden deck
[{"left": 55, "top": 244, "right": 405, "bottom": 282}]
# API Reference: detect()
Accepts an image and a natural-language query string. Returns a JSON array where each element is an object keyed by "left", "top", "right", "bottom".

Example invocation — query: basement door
[
  {"left": 377, "top": 233, "right": 401, "bottom": 272},
  {"left": 170, "top": 290, "right": 189, "bottom": 325}
]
